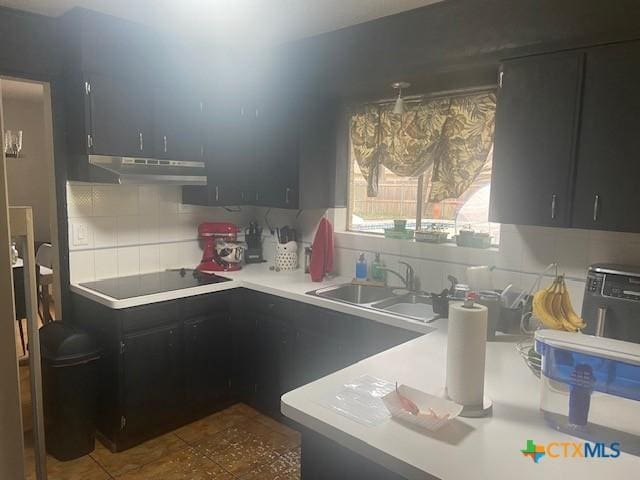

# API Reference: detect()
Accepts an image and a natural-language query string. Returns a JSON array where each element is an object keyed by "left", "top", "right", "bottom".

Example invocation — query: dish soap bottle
[
  {"left": 356, "top": 253, "right": 368, "bottom": 280},
  {"left": 371, "top": 252, "right": 385, "bottom": 283}
]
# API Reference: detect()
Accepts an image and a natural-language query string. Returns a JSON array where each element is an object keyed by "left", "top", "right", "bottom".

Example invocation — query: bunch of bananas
[{"left": 532, "top": 276, "right": 585, "bottom": 332}]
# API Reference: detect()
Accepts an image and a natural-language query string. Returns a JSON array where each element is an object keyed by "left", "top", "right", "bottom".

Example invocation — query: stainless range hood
[{"left": 88, "top": 154, "right": 207, "bottom": 185}]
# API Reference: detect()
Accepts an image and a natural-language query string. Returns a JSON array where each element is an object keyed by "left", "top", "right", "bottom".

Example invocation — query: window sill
[{"left": 334, "top": 230, "right": 499, "bottom": 266}]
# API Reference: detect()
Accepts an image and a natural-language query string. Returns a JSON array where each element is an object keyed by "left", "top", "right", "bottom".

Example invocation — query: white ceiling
[
  {"left": 1, "top": 79, "right": 44, "bottom": 102},
  {"left": 0, "top": 0, "right": 443, "bottom": 46}
]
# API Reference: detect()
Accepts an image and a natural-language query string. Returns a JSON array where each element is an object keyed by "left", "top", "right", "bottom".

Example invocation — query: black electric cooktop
[{"left": 79, "top": 269, "right": 231, "bottom": 300}]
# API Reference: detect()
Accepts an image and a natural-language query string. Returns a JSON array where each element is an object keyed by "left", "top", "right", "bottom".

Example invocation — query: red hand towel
[{"left": 309, "top": 217, "right": 334, "bottom": 282}]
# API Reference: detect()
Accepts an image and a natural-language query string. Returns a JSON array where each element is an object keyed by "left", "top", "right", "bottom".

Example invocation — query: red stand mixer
[{"left": 196, "top": 222, "right": 243, "bottom": 273}]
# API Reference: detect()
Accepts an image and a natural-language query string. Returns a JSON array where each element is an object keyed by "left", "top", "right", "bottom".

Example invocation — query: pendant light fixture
[{"left": 391, "top": 82, "right": 411, "bottom": 114}]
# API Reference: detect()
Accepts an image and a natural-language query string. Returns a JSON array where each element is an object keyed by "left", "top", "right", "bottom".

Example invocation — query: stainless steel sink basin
[
  {"left": 372, "top": 294, "right": 439, "bottom": 323},
  {"left": 308, "top": 283, "right": 397, "bottom": 305},
  {"left": 307, "top": 283, "right": 439, "bottom": 324}
]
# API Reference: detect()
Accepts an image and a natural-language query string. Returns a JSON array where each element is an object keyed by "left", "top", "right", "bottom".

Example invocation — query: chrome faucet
[{"left": 380, "top": 261, "right": 418, "bottom": 291}]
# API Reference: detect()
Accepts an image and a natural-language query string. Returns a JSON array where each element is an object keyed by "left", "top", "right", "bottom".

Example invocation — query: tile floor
[{"left": 24, "top": 404, "right": 301, "bottom": 480}]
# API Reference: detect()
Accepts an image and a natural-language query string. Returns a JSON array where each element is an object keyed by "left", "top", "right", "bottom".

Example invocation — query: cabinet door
[
  {"left": 153, "top": 85, "right": 204, "bottom": 161},
  {"left": 121, "top": 324, "right": 181, "bottom": 441},
  {"left": 254, "top": 313, "right": 292, "bottom": 415},
  {"left": 489, "top": 52, "right": 583, "bottom": 227},
  {"left": 88, "top": 73, "right": 153, "bottom": 157},
  {"left": 183, "top": 312, "right": 232, "bottom": 413},
  {"left": 254, "top": 93, "right": 299, "bottom": 208},
  {"left": 293, "top": 329, "right": 346, "bottom": 387},
  {"left": 572, "top": 41, "right": 640, "bottom": 232},
  {"left": 204, "top": 98, "right": 253, "bottom": 206},
  {"left": 230, "top": 291, "right": 257, "bottom": 403}
]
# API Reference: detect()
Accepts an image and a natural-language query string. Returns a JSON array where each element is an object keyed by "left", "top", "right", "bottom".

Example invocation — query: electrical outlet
[{"left": 72, "top": 222, "right": 89, "bottom": 247}]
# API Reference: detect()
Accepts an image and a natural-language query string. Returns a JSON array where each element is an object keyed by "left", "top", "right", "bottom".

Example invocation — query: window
[{"left": 347, "top": 89, "right": 500, "bottom": 244}]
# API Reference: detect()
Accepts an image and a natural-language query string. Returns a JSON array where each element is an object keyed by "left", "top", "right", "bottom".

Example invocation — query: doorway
[
  {"left": 1, "top": 76, "right": 61, "bottom": 479},
  {"left": 2, "top": 77, "right": 62, "bottom": 346}
]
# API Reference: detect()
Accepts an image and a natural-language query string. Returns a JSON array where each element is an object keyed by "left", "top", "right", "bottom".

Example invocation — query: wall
[
  {"left": 67, "top": 190, "right": 640, "bottom": 310},
  {"left": 66, "top": 183, "right": 254, "bottom": 283},
  {"left": 3, "top": 97, "right": 51, "bottom": 242}
]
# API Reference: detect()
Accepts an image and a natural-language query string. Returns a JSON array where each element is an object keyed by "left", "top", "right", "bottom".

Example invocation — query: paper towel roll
[{"left": 446, "top": 302, "right": 488, "bottom": 407}]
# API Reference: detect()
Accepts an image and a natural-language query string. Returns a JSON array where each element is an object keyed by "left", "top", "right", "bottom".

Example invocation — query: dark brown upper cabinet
[
  {"left": 152, "top": 83, "right": 204, "bottom": 162},
  {"left": 253, "top": 89, "right": 300, "bottom": 209},
  {"left": 571, "top": 41, "right": 640, "bottom": 233},
  {"left": 205, "top": 95, "right": 254, "bottom": 207},
  {"left": 86, "top": 73, "right": 154, "bottom": 157},
  {"left": 491, "top": 39, "right": 640, "bottom": 233},
  {"left": 490, "top": 51, "right": 583, "bottom": 227}
]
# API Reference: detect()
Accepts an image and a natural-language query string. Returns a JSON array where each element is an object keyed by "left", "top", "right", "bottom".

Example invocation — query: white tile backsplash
[
  {"left": 66, "top": 184, "right": 93, "bottom": 217},
  {"left": 94, "top": 249, "right": 118, "bottom": 280},
  {"left": 117, "top": 246, "right": 140, "bottom": 277},
  {"left": 66, "top": 185, "right": 640, "bottom": 311},
  {"left": 520, "top": 226, "right": 557, "bottom": 273},
  {"left": 139, "top": 245, "right": 160, "bottom": 274},
  {"left": 116, "top": 216, "right": 140, "bottom": 246},
  {"left": 138, "top": 185, "right": 160, "bottom": 217},
  {"left": 66, "top": 183, "right": 249, "bottom": 281},
  {"left": 92, "top": 216, "right": 117, "bottom": 248},
  {"left": 158, "top": 185, "right": 180, "bottom": 214},
  {"left": 92, "top": 185, "right": 121, "bottom": 217},
  {"left": 69, "top": 250, "right": 95, "bottom": 283},
  {"left": 139, "top": 215, "right": 160, "bottom": 245},
  {"left": 158, "top": 243, "right": 184, "bottom": 270}
]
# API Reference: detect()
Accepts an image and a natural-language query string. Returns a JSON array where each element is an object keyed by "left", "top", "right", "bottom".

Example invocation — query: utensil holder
[{"left": 275, "top": 241, "right": 298, "bottom": 271}]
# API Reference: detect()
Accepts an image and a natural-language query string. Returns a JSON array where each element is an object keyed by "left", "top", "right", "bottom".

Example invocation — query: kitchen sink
[
  {"left": 371, "top": 294, "right": 439, "bottom": 323},
  {"left": 308, "top": 283, "right": 397, "bottom": 305}
]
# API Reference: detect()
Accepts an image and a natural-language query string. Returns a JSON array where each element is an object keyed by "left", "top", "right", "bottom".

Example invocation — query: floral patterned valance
[{"left": 350, "top": 91, "right": 496, "bottom": 201}]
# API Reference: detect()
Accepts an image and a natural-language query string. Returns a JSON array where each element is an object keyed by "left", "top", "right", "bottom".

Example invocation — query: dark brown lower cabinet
[
  {"left": 72, "top": 288, "right": 422, "bottom": 451},
  {"left": 236, "top": 290, "right": 421, "bottom": 419},
  {"left": 301, "top": 429, "right": 405, "bottom": 480},
  {"left": 183, "top": 312, "right": 233, "bottom": 414},
  {"left": 121, "top": 323, "right": 182, "bottom": 443},
  {"left": 72, "top": 292, "right": 235, "bottom": 451}
]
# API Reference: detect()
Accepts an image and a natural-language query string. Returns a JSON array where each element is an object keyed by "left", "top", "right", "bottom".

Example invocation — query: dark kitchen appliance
[
  {"left": 40, "top": 321, "right": 102, "bottom": 460},
  {"left": 582, "top": 263, "right": 640, "bottom": 343},
  {"left": 244, "top": 221, "right": 264, "bottom": 264},
  {"left": 79, "top": 269, "right": 230, "bottom": 300}
]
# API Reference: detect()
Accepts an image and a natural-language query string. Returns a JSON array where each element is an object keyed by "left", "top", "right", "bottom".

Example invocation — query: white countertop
[
  {"left": 282, "top": 320, "right": 639, "bottom": 480},
  {"left": 70, "top": 264, "right": 432, "bottom": 334}
]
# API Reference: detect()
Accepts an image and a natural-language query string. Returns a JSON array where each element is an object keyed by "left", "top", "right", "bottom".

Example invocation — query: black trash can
[{"left": 40, "top": 321, "right": 101, "bottom": 461}]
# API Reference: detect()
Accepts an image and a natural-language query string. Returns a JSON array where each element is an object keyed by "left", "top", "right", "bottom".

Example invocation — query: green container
[
  {"left": 455, "top": 232, "right": 491, "bottom": 249},
  {"left": 393, "top": 219, "right": 407, "bottom": 231},
  {"left": 384, "top": 228, "right": 414, "bottom": 240}
]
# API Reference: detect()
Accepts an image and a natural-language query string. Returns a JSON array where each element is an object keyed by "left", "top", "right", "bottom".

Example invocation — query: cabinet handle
[
  {"left": 285, "top": 187, "right": 291, "bottom": 204},
  {"left": 215, "top": 186, "right": 220, "bottom": 202},
  {"left": 551, "top": 194, "right": 557, "bottom": 220},
  {"left": 593, "top": 194, "right": 600, "bottom": 222},
  {"left": 255, "top": 192, "right": 260, "bottom": 202},
  {"left": 138, "top": 132, "right": 144, "bottom": 151},
  {"left": 163, "top": 135, "right": 167, "bottom": 153}
]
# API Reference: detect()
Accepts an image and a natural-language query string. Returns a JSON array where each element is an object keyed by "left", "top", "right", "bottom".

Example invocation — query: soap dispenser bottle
[
  {"left": 356, "top": 253, "right": 368, "bottom": 280},
  {"left": 371, "top": 252, "right": 385, "bottom": 283}
]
